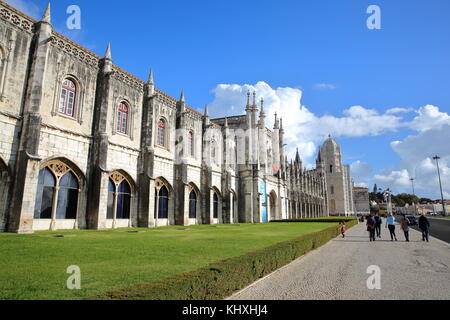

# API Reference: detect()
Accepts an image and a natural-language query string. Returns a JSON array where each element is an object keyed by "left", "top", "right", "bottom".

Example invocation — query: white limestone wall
[
  {"left": 107, "top": 145, "right": 139, "bottom": 183},
  {"left": 0, "top": 115, "right": 20, "bottom": 166},
  {"left": 187, "top": 166, "right": 201, "bottom": 186},
  {"left": 39, "top": 127, "right": 91, "bottom": 174},
  {"left": 154, "top": 157, "right": 175, "bottom": 187}
]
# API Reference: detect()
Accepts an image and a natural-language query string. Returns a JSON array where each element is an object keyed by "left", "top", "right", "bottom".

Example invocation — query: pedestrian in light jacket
[
  {"left": 418, "top": 213, "right": 431, "bottom": 243},
  {"left": 385, "top": 213, "right": 398, "bottom": 241}
]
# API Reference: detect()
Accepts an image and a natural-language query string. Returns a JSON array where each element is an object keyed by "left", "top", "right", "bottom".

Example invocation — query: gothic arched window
[
  {"left": 189, "top": 190, "right": 197, "bottom": 219},
  {"left": 116, "top": 102, "right": 129, "bottom": 134},
  {"left": 107, "top": 173, "right": 132, "bottom": 220},
  {"left": 34, "top": 162, "right": 80, "bottom": 220},
  {"left": 56, "top": 172, "right": 79, "bottom": 219},
  {"left": 213, "top": 192, "right": 219, "bottom": 219},
  {"left": 157, "top": 119, "right": 166, "bottom": 147},
  {"left": 116, "top": 180, "right": 131, "bottom": 219},
  {"left": 34, "top": 168, "right": 56, "bottom": 219},
  {"left": 155, "top": 186, "right": 169, "bottom": 219},
  {"left": 211, "top": 141, "right": 216, "bottom": 165},
  {"left": 58, "top": 78, "right": 77, "bottom": 117},
  {"left": 187, "top": 131, "right": 194, "bottom": 157}
]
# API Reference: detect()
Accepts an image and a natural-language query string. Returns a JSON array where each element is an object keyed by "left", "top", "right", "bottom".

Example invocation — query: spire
[
  {"left": 295, "top": 148, "right": 301, "bottom": 163},
  {"left": 204, "top": 105, "right": 210, "bottom": 126},
  {"left": 246, "top": 91, "right": 251, "bottom": 107},
  {"left": 103, "top": 43, "right": 113, "bottom": 73},
  {"left": 260, "top": 98, "right": 265, "bottom": 115},
  {"left": 280, "top": 118, "right": 284, "bottom": 132},
  {"left": 147, "top": 69, "right": 155, "bottom": 96},
  {"left": 104, "top": 43, "right": 112, "bottom": 60},
  {"left": 317, "top": 150, "right": 322, "bottom": 162},
  {"left": 253, "top": 91, "right": 257, "bottom": 107},
  {"left": 148, "top": 69, "right": 154, "bottom": 84},
  {"left": 41, "top": 3, "right": 51, "bottom": 24},
  {"left": 180, "top": 89, "right": 185, "bottom": 103},
  {"left": 274, "top": 113, "right": 280, "bottom": 129}
]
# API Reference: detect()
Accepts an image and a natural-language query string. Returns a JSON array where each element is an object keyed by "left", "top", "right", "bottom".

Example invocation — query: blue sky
[{"left": 7, "top": 0, "right": 450, "bottom": 199}]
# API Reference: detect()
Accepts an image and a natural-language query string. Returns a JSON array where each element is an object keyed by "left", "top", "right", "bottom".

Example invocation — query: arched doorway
[
  {"left": 269, "top": 191, "right": 277, "bottom": 221},
  {"left": 34, "top": 160, "right": 82, "bottom": 230}
]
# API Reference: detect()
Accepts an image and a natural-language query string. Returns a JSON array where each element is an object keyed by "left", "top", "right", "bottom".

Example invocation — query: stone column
[
  {"left": 148, "top": 179, "right": 156, "bottom": 227},
  {"left": 8, "top": 11, "right": 53, "bottom": 233}
]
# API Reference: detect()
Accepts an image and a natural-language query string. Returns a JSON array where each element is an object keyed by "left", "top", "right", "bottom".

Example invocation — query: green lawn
[{"left": 0, "top": 222, "right": 335, "bottom": 300}]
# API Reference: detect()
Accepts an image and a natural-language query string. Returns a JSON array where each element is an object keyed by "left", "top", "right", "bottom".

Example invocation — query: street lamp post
[
  {"left": 433, "top": 155, "right": 447, "bottom": 217},
  {"left": 410, "top": 178, "right": 418, "bottom": 216}
]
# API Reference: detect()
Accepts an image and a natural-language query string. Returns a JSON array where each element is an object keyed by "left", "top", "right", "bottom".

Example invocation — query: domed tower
[
  {"left": 321, "top": 135, "right": 343, "bottom": 175},
  {"left": 320, "top": 135, "right": 354, "bottom": 216}
]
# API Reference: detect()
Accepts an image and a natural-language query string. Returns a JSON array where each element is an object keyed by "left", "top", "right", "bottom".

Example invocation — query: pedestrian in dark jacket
[
  {"left": 367, "top": 214, "right": 376, "bottom": 242},
  {"left": 419, "top": 213, "right": 431, "bottom": 242},
  {"left": 374, "top": 213, "right": 382, "bottom": 238},
  {"left": 400, "top": 214, "right": 411, "bottom": 242}
]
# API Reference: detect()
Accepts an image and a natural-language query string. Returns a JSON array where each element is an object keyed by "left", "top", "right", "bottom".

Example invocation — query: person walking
[
  {"left": 366, "top": 214, "right": 376, "bottom": 242},
  {"left": 418, "top": 213, "right": 431, "bottom": 242},
  {"left": 385, "top": 213, "right": 398, "bottom": 241},
  {"left": 400, "top": 214, "right": 411, "bottom": 242},
  {"left": 374, "top": 213, "right": 382, "bottom": 238},
  {"left": 340, "top": 221, "right": 346, "bottom": 238}
]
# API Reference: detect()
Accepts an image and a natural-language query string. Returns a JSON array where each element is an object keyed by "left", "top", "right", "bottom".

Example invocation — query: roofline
[{"left": 0, "top": 0, "right": 202, "bottom": 117}]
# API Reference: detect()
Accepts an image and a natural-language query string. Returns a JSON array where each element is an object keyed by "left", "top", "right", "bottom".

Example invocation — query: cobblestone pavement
[{"left": 229, "top": 222, "right": 450, "bottom": 300}]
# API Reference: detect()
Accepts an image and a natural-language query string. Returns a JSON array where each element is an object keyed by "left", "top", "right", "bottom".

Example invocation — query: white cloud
[
  {"left": 355, "top": 182, "right": 369, "bottom": 188},
  {"left": 373, "top": 169, "right": 412, "bottom": 189},
  {"left": 409, "top": 105, "right": 450, "bottom": 132},
  {"left": 378, "top": 121, "right": 450, "bottom": 198},
  {"left": 350, "top": 161, "right": 373, "bottom": 186},
  {"left": 208, "top": 82, "right": 450, "bottom": 199},
  {"left": 314, "top": 83, "right": 336, "bottom": 90},
  {"left": 386, "top": 107, "right": 414, "bottom": 115},
  {"left": 209, "top": 81, "right": 404, "bottom": 166}
]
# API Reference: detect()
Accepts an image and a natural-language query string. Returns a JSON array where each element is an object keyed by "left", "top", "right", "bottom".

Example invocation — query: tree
[
  {"left": 396, "top": 193, "right": 420, "bottom": 206},
  {"left": 373, "top": 184, "right": 378, "bottom": 194}
]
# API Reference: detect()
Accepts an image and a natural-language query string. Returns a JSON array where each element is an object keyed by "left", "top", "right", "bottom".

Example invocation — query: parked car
[{"left": 406, "top": 216, "right": 418, "bottom": 226}]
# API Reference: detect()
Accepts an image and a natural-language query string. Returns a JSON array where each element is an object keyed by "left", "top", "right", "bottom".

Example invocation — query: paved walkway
[{"left": 230, "top": 222, "right": 450, "bottom": 300}]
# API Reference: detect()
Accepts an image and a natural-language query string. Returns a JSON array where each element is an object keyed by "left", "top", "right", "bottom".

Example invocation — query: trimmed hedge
[
  {"left": 273, "top": 218, "right": 358, "bottom": 223},
  {"left": 93, "top": 220, "right": 357, "bottom": 300}
]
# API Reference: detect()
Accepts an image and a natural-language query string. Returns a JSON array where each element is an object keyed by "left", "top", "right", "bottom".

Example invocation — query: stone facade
[
  {"left": 353, "top": 187, "right": 370, "bottom": 215},
  {"left": 0, "top": 2, "right": 329, "bottom": 233},
  {"left": 320, "top": 136, "right": 356, "bottom": 216}
]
